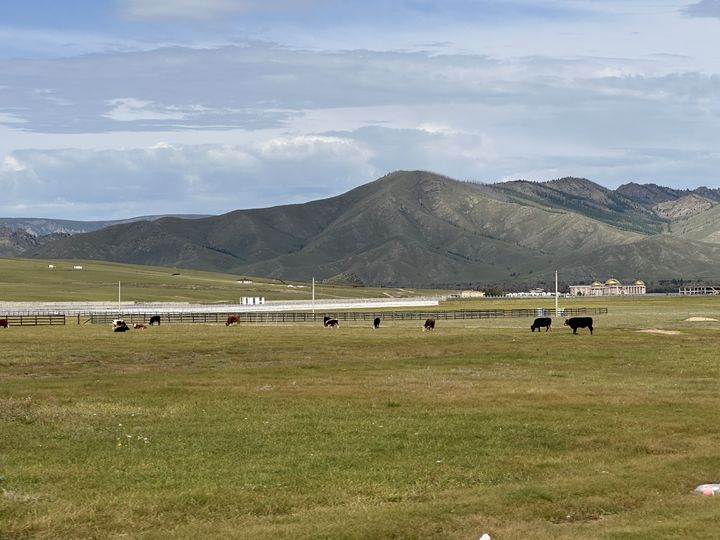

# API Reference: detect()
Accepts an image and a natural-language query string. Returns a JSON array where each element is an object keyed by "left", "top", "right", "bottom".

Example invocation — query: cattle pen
[
  {"left": 0, "top": 298, "right": 608, "bottom": 326},
  {"left": 86, "top": 307, "right": 608, "bottom": 325}
]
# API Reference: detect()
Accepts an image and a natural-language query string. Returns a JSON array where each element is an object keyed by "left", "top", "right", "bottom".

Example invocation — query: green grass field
[
  {"left": 0, "top": 258, "right": 447, "bottom": 302},
  {"left": 3, "top": 266, "right": 720, "bottom": 538}
]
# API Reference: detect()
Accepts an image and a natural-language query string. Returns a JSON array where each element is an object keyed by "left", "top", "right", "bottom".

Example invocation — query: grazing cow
[
  {"left": 564, "top": 317, "right": 593, "bottom": 335},
  {"left": 133, "top": 323, "right": 147, "bottom": 330},
  {"left": 112, "top": 319, "right": 129, "bottom": 332},
  {"left": 0, "top": 319, "right": 8, "bottom": 328},
  {"left": 226, "top": 315, "right": 240, "bottom": 326},
  {"left": 149, "top": 315, "right": 161, "bottom": 326},
  {"left": 423, "top": 319, "right": 435, "bottom": 331},
  {"left": 373, "top": 317, "right": 381, "bottom": 329},
  {"left": 323, "top": 316, "right": 340, "bottom": 328},
  {"left": 531, "top": 317, "right": 552, "bottom": 332}
]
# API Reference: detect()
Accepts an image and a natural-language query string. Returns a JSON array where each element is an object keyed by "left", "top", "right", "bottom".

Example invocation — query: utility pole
[
  {"left": 118, "top": 281, "right": 121, "bottom": 316},
  {"left": 555, "top": 271, "right": 559, "bottom": 317},
  {"left": 312, "top": 277, "right": 315, "bottom": 320}
]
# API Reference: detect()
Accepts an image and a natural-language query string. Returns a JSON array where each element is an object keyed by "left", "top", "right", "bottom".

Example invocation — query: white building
[
  {"left": 460, "top": 290, "right": 485, "bottom": 298},
  {"left": 240, "top": 296, "right": 265, "bottom": 305},
  {"left": 569, "top": 278, "right": 646, "bottom": 296}
]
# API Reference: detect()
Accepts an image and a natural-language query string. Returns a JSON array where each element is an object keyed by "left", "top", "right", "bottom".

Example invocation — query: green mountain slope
[
  {"left": 28, "top": 171, "right": 720, "bottom": 287},
  {"left": 490, "top": 177, "right": 669, "bottom": 234},
  {"left": 28, "top": 171, "right": 639, "bottom": 286},
  {"left": 669, "top": 204, "right": 720, "bottom": 244},
  {"left": 558, "top": 235, "right": 720, "bottom": 282}
]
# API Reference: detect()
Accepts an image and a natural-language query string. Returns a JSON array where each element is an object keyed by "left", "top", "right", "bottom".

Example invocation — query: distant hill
[
  {"left": 0, "top": 227, "right": 70, "bottom": 256},
  {"left": 26, "top": 170, "right": 720, "bottom": 288},
  {"left": 0, "top": 215, "right": 211, "bottom": 256},
  {"left": 0, "top": 215, "right": 211, "bottom": 236}
]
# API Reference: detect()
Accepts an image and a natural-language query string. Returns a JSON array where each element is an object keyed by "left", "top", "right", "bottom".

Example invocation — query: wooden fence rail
[
  {"left": 89, "top": 307, "right": 608, "bottom": 325},
  {"left": 0, "top": 314, "right": 66, "bottom": 327}
]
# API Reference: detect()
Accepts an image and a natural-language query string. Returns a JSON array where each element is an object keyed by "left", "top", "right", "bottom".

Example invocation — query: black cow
[
  {"left": 564, "top": 317, "right": 593, "bottom": 335},
  {"left": 423, "top": 319, "right": 435, "bottom": 331},
  {"left": 149, "top": 315, "right": 161, "bottom": 326},
  {"left": 531, "top": 317, "right": 552, "bottom": 332},
  {"left": 323, "top": 316, "right": 339, "bottom": 328},
  {"left": 373, "top": 317, "right": 381, "bottom": 329}
]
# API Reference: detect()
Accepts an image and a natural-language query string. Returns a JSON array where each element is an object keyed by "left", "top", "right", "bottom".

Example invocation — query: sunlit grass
[
  {"left": 2, "top": 297, "right": 720, "bottom": 538},
  {"left": 0, "top": 257, "right": 448, "bottom": 303}
]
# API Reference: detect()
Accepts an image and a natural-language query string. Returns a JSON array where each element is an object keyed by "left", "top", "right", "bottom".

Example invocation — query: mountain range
[
  {"left": 0, "top": 214, "right": 211, "bottom": 237},
  {"left": 5, "top": 171, "right": 720, "bottom": 289}
]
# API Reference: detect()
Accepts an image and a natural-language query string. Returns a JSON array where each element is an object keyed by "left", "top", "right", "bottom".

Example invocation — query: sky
[{"left": 0, "top": 0, "right": 719, "bottom": 219}]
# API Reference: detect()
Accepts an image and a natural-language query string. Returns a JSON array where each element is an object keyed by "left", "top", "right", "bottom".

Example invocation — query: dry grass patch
[{"left": 636, "top": 329, "right": 683, "bottom": 335}]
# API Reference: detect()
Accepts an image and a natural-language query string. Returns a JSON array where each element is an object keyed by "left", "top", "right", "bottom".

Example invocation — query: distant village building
[
  {"left": 506, "top": 289, "right": 554, "bottom": 298},
  {"left": 460, "top": 290, "right": 485, "bottom": 298},
  {"left": 679, "top": 286, "right": 720, "bottom": 296},
  {"left": 569, "top": 278, "right": 646, "bottom": 296},
  {"left": 240, "top": 296, "right": 265, "bottom": 305},
  {"left": 528, "top": 288, "right": 545, "bottom": 295}
]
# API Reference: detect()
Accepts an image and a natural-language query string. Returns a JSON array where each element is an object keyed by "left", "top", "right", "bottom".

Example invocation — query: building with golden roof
[{"left": 569, "top": 278, "right": 646, "bottom": 296}]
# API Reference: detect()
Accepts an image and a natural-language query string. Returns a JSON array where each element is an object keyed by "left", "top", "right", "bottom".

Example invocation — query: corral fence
[
  {"left": 0, "top": 314, "right": 66, "bottom": 326},
  {"left": 89, "top": 307, "right": 607, "bottom": 325}
]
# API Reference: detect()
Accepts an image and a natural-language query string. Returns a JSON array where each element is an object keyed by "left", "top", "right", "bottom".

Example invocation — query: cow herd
[
  {"left": 104, "top": 314, "right": 593, "bottom": 334},
  {"left": 322, "top": 315, "right": 435, "bottom": 331},
  {"left": 319, "top": 315, "right": 591, "bottom": 333},
  {"left": 111, "top": 317, "right": 159, "bottom": 332},
  {"left": 530, "top": 316, "right": 594, "bottom": 335}
]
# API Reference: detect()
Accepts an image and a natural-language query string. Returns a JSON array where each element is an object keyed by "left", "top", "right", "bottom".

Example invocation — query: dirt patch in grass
[
  {"left": 636, "top": 329, "right": 683, "bottom": 335},
  {"left": 684, "top": 317, "right": 718, "bottom": 322}
]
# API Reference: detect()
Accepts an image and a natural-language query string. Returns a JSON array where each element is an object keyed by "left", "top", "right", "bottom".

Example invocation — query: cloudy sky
[{"left": 1, "top": 0, "right": 719, "bottom": 219}]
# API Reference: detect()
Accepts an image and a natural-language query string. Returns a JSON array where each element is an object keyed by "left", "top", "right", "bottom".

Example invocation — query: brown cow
[
  {"left": 0, "top": 319, "right": 8, "bottom": 328},
  {"left": 226, "top": 315, "right": 240, "bottom": 326},
  {"left": 133, "top": 323, "right": 147, "bottom": 330}
]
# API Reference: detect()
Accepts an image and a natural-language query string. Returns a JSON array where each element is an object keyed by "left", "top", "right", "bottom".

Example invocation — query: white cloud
[
  {"left": 1, "top": 45, "right": 716, "bottom": 137},
  {"left": 0, "top": 137, "right": 375, "bottom": 218},
  {"left": 684, "top": 0, "right": 720, "bottom": 18},
  {"left": 1, "top": 117, "right": 719, "bottom": 220},
  {"left": 2, "top": 155, "right": 26, "bottom": 172},
  {"left": 120, "top": 0, "right": 319, "bottom": 20},
  {"left": 103, "top": 98, "right": 193, "bottom": 122},
  {"left": 258, "top": 135, "right": 370, "bottom": 161},
  {"left": 0, "top": 112, "right": 27, "bottom": 125},
  {"left": 0, "top": 11, "right": 717, "bottom": 220}
]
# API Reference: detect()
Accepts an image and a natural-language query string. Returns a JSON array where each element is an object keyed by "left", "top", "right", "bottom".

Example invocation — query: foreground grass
[{"left": 2, "top": 305, "right": 720, "bottom": 538}]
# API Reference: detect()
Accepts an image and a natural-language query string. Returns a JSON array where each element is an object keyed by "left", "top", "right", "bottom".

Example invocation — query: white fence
[{"left": 0, "top": 297, "right": 443, "bottom": 316}]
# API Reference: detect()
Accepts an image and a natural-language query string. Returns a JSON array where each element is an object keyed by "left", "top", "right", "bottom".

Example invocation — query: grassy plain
[
  {"left": 0, "top": 258, "right": 446, "bottom": 302},
  {"left": 3, "top": 291, "right": 720, "bottom": 538}
]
